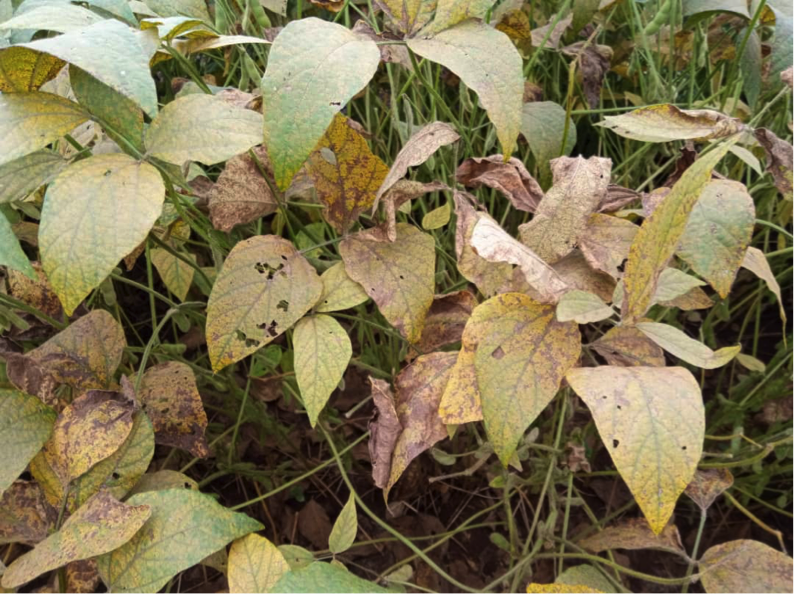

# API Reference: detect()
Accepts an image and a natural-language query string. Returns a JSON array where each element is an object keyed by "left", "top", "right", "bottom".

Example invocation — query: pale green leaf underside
[{"left": 0, "top": 212, "right": 36, "bottom": 279}]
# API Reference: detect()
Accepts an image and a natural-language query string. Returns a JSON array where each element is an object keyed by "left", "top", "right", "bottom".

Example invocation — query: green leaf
[
  {"left": 1, "top": 490, "right": 151, "bottom": 589},
  {"left": 206, "top": 235, "right": 323, "bottom": 372},
  {"left": 598, "top": 104, "right": 741, "bottom": 143},
  {"left": 636, "top": 322, "right": 740, "bottom": 369},
  {"left": 97, "top": 489, "right": 263, "bottom": 593},
  {"left": 677, "top": 180, "right": 755, "bottom": 298},
  {"left": 621, "top": 137, "right": 737, "bottom": 323},
  {"left": 0, "top": 149, "right": 69, "bottom": 204},
  {"left": 0, "top": 4, "right": 104, "bottom": 33},
  {"left": 422, "top": 201, "right": 451, "bottom": 230},
  {"left": 261, "top": 17, "right": 380, "bottom": 189},
  {"left": 328, "top": 493, "right": 357, "bottom": 554},
  {"left": 555, "top": 565, "right": 614, "bottom": 593},
  {"left": 39, "top": 154, "right": 165, "bottom": 315},
  {"left": 228, "top": 533, "right": 290, "bottom": 593},
  {"left": 0, "top": 389, "right": 56, "bottom": 496},
  {"left": 20, "top": 19, "right": 158, "bottom": 117},
  {"left": 408, "top": 21, "right": 522, "bottom": 158},
  {"left": 145, "top": 94, "right": 262, "bottom": 165},
  {"left": 520, "top": 101, "right": 577, "bottom": 170},
  {"left": 0, "top": 211, "right": 35, "bottom": 279},
  {"left": 566, "top": 365, "right": 704, "bottom": 534},
  {"left": 0, "top": 92, "right": 87, "bottom": 167},
  {"left": 271, "top": 562, "right": 392, "bottom": 593},
  {"left": 314, "top": 262, "right": 369, "bottom": 314},
  {"left": 769, "top": 5, "right": 793, "bottom": 87},
  {"left": 556, "top": 290, "right": 613, "bottom": 324},
  {"left": 340, "top": 223, "right": 435, "bottom": 343},
  {"left": 699, "top": 539, "right": 793, "bottom": 593}
]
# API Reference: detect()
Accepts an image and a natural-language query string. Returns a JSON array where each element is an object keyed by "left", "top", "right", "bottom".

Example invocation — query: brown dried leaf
[
  {"left": 139, "top": 362, "right": 209, "bottom": 458},
  {"left": 4, "top": 355, "right": 60, "bottom": 407},
  {"left": 297, "top": 499, "right": 332, "bottom": 549},
  {"left": 456, "top": 154, "right": 544, "bottom": 213},
  {"left": 352, "top": 21, "right": 413, "bottom": 70},
  {"left": 685, "top": 469, "right": 734, "bottom": 511},
  {"left": 551, "top": 250, "right": 615, "bottom": 303},
  {"left": 578, "top": 518, "right": 686, "bottom": 556},
  {"left": 0, "top": 481, "right": 56, "bottom": 545},
  {"left": 7, "top": 262, "right": 62, "bottom": 318},
  {"left": 65, "top": 559, "right": 100, "bottom": 594},
  {"left": 660, "top": 285, "right": 713, "bottom": 310},
  {"left": 519, "top": 156, "right": 612, "bottom": 264},
  {"left": 561, "top": 42, "right": 612, "bottom": 108},
  {"left": 381, "top": 180, "right": 448, "bottom": 242},
  {"left": 410, "top": 290, "right": 477, "bottom": 359},
  {"left": 309, "top": 0, "right": 345, "bottom": 11},
  {"left": 530, "top": 15, "right": 571, "bottom": 49},
  {"left": 598, "top": 185, "right": 640, "bottom": 213},
  {"left": 579, "top": 214, "right": 639, "bottom": 279},
  {"left": 208, "top": 146, "right": 279, "bottom": 233},
  {"left": 782, "top": 66, "right": 793, "bottom": 89},
  {"left": 368, "top": 378, "right": 401, "bottom": 489},
  {"left": 755, "top": 128, "right": 793, "bottom": 201},
  {"left": 591, "top": 325, "right": 665, "bottom": 367},
  {"left": 699, "top": 540, "right": 794, "bottom": 594},
  {"left": 385, "top": 352, "right": 457, "bottom": 499}
]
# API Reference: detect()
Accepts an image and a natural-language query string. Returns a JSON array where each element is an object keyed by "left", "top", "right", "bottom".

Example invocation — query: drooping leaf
[
  {"left": 520, "top": 101, "right": 577, "bottom": 170},
  {"left": 411, "top": 290, "right": 477, "bottom": 358},
  {"left": 519, "top": 156, "right": 612, "bottom": 263},
  {"left": 0, "top": 390, "right": 56, "bottom": 496},
  {"left": 97, "top": 489, "right": 263, "bottom": 593},
  {"left": 621, "top": 138, "right": 737, "bottom": 323},
  {"left": 150, "top": 248, "right": 195, "bottom": 302},
  {"left": 20, "top": 19, "right": 158, "bottom": 117},
  {"left": 598, "top": 104, "right": 742, "bottom": 143},
  {"left": 578, "top": 214, "right": 638, "bottom": 279},
  {"left": 39, "top": 154, "right": 165, "bottom": 315},
  {"left": 556, "top": 290, "right": 614, "bottom": 324},
  {"left": 206, "top": 235, "right": 323, "bottom": 372},
  {"left": 408, "top": 22, "right": 522, "bottom": 157},
  {"left": 294, "top": 314, "right": 352, "bottom": 427},
  {"left": 144, "top": 94, "right": 262, "bottom": 165},
  {"left": 228, "top": 533, "right": 290, "bottom": 594},
  {"left": 755, "top": 127, "right": 793, "bottom": 201},
  {"left": 0, "top": 92, "right": 87, "bottom": 167},
  {"left": 456, "top": 154, "right": 544, "bottom": 213},
  {"left": 271, "top": 561, "right": 392, "bottom": 593},
  {"left": 698, "top": 539, "right": 793, "bottom": 594},
  {"left": 590, "top": 325, "right": 665, "bottom": 367},
  {"left": 578, "top": 518, "right": 686, "bottom": 556},
  {"left": 684, "top": 468, "right": 734, "bottom": 511},
  {"left": 314, "top": 262, "right": 369, "bottom": 313},
  {"left": 375, "top": 122, "right": 459, "bottom": 209},
  {"left": 368, "top": 378, "right": 401, "bottom": 489},
  {"left": 682, "top": 0, "right": 750, "bottom": 18},
  {"left": 307, "top": 114, "right": 389, "bottom": 233},
  {"left": 139, "top": 362, "right": 209, "bottom": 457},
  {"left": 566, "top": 366, "right": 705, "bottom": 534},
  {"left": 1, "top": 490, "right": 151, "bottom": 589},
  {"left": 380, "top": 179, "right": 449, "bottom": 241},
  {"left": 0, "top": 150, "right": 69, "bottom": 204},
  {"left": 173, "top": 34, "right": 269, "bottom": 54},
  {"left": 261, "top": 18, "right": 380, "bottom": 189},
  {"left": 64, "top": 559, "right": 101, "bottom": 594},
  {"left": 550, "top": 250, "right": 616, "bottom": 303},
  {"left": 742, "top": 246, "right": 787, "bottom": 325},
  {"left": 386, "top": 352, "right": 457, "bottom": 496},
  {"left": 470, "top": 216, "right": 568, "bottom": 303},
  {"left": 328, "top": 493, "right": 357, "bottom": 554},
  {"left": 340, "top": 223, "right": 435, "bottom": 343},
  {"left": 0, "top": 211, "right": 35, "bottom": 279},
  {"left": 636, "top": 322, "right": 740, "bottom": 369},
  {"left": 0, "top": 481, "right": 56, "bottom": 545},
  {"left": 0, "top": 47, "right": 64, "bottom": 92}
]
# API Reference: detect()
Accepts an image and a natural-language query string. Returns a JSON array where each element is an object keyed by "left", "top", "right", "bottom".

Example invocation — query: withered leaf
[
  {"left": 698, "top": 540, "right": 794, "bottom": 594},
  {"left": 410, "top": 290, "right": 477, "bottom": 359},
  {"left": 381, "top": 179, "right": 447, "bottom": 242},
  {"left": 65, "top": 559, "right": 100, "bottom": 594},
  {"left": 385, "top": 352, "right": 457, "bottom": 499},
  {"left": 754, "top": 127, "right": 793, "bottom": 201},
  {"left": 519, "top": 156, "right": 612, "bottom": 264},
  {"left": 598, "top": 184, "right": 641, "bottom": 213},
  {"left": 139, "top": 362, "right": 209, "bottom": 458},
  {"left": 578, "top": 518, "right": 686, "bottom": 557},
  {"left": 307, "top": 114, "right": 389, "bottom": 233},
  {"left": 7, "top": 262, "right": 62, "bottom": 318},
  {"left": 368, "top": 377, "right": 401, "bottom": 489},
  {"left": 0, "top": 481, "right": 56, "bottom": 545},
  {"left": 579, "top": 214, "right": 639, "bottom": 279},
  {"left": 685, "top": 468, "right": 734, "bottom": 511},
  {"left": 742, "top": 246, "right": 787, "bottom": 326},
  {"left": 208, "top": 146, "right": 279, "bottom": 233},
  {"left": 550, "top": 250, "right": 616, "bottom": 303},
  {"left": 297, "top": 499, "right": 332, "bottom": 549},
  {"left": 561, "top": 42, "right": 612, "bottom": 109},
  {"left": 598, "top": 104, "right": 743, "bottom": 143},
  {"left": 456, "top": 154, "right": 544, "bottom": 213},
  {"left": 591, "top": 325, "right": 665, "bottom": 367},
  {"left": 530, "top": 14, "right": 571, "bottom": 48}
]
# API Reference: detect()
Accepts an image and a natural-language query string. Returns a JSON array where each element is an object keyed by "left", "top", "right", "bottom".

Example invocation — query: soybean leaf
[
  {"left": 0, "top": 149, "right": 69, "bottom": 204},
  {"left": 271, "top": 561, "right": 392, "bottom": 593},
  {"left": 742, "top": 246, "right": 787, "bottom": 325},
  {"left": 294, "top": 314, "right": 352, "bottom": 427},
  {"left": 206, "top": 235, "right": 323, "bottom": 372},
  {"left": 636, "top": 322, "right": 740, "bottom": 369},
  {"left": 652, "top": 268, "right": 706, "bottom": 304},
  {"left": 555, "top": 566, "right": 613, "bottom": 593},
  {"left": 1, "top": 490, "right": 151, "bottom": 589},
  {"left": 578, "top": 518, "right": 686, "bottom": 556},
  {"left": 0, "top": 481, "right": 56, "bottom": 545},
  {"left": 408, "top": 21, "right": 522, "bottom": 158},
  {"left": 755, "top": 127, "right": 793, "bottom": 201},
  {"left": 0, "top": 47, "right": 64, "bottom": 92},
  {"left": 556, "top": 290, "right": 613, "bottom": 324},
  {"left": 566, "top": 365, "right": 704, "bottom": 534},
  {"left": 144, "top": 0, "right": 211, "bottom": 19},
  {"left": 0, "top": 5, "right": 103, "bottom": 34},
  {"left": 368, "top": 378, "right": 401, "bottom": 489},
  {"left": 597, "top": 104, "right": 742, "bottom": 143},
  {"left": 328, "top": 493, "right": 357, "bottom": 554},
  {"left": 411, "top": 289, "right": 477, "bottom": 357},
  {"left": 39, "top": 154, "right": 165, "bottom": 315},
  {"left": 129, "top": 470, "right": 198, "bottom": 496},
  {"left": 526, "top": 584, "right": 602, "bottom": 593},
  {"left": 228, "top": 533, "right": 289, "bottom": 593},
  {"left": 97, "top": 489, "right": 263, "bottom": 593},
  {"left": 151, "top": 248, "right": 195, "bottom": 302},
  {"left": 578, "top": 214, "right": 638, "bottom": 280},
  {"left": 456, "top": 154, "right": 544, "bottom": 213},
  {"left": 0, "top": 390, "right": 56, "bottom": 496},
  {"left": 421, "top": 0, "right": 496, "bottom": 34},
  {"left": 261, "top": 18, "right": 380, "bottom": 189},
  {"left": 0, "top": 92, "right": 87, "bottom": 167},
  {"left": 520, "top": 101, "right": 576, "bottom": 170},
  {"left": 683, "top": 0, "right": 750, "bottom": 18},
  {"left": 7, "top": 263, "right": 62, "bottom": 317},
  {"left": 591, "top": 325, "right": 665, "bottom": 367},
  {"left": 145, "top": 94, "right": 262, "bottom": 165},
  {"left": 422, "top": 201, "right": 451, "bottom": 229},
  {"left": 698, "top": 539, "right": 793, "bottom": 594},
  {"left": 684, "top": 468, "right": 734, "bottom": 511},
  {"left": 0, "top": 211, "right": 35, "bottom": 279},
  {"left": 314, "top": 262, "right": 369, "bottom": 313}
]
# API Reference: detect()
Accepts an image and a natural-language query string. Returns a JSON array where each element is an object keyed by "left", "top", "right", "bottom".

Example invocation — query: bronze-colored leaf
[
  {"left": 7, "top": 262, "right": 62, "bottom": 318},
  {"left": 579, "top": 214, "right": 639, "bottom": 279},
  {"left": 456, "top": 154, "right": 544, "bottom": 213},
  {"left": 410, "top": 290, "right": 477, "bottom": 359},
  {"left": 65, "top": 559, "right": 100, "bottom": 594},
  {"left": 561, "top": 42, "right": 612, "bottom": 109},
  {"left": 381, "top": 180, "right": 448, "bottom": 242},
  {"left": 0, "top": 481, "right": 56, "bottom": 545},
  {"left": 685, "top": 468, "right": 734, "bottom": 511},
  {"left": 578, "top": 518, "right": 686, "bottom": 556},
  {"left": 551, "top": 250, "right": 616, "bottom": 303},
  {"left": 754, "top": 127, "right": 792, "bottom": 201},
  {"left": 368, "top": 378, "right": 401, "bottom": 489},
  {"left": 590, "top": 325, "right": 665, "bottom": 367}
]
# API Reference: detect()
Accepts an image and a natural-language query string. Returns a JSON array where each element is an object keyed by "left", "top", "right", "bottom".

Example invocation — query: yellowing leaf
[
  {"left": 408, "top": 21, "right": 522, "bottom": 157},
  {"left": 97, "top": 489, "right": 263, "bottom": 593},
  {"left": 652, "top": 268, "right": 706, "bottom": 304},
  {"left": 742, "top": 246, "right": 787, "bottom": 325},
  {"left": 636, "top": 322, "right": 740, "bottom": 369},
  {"left": 598, "top": 104, "right": 742, "bottom": 143},
  {"left": 555, "top": 565, "right": 613, "bottom": 593},
  {"left": 677, "top": 180, "right": 755, "bottom": 297},
  {"left": 294, "top": 314, "right": 352, "bottom": 427},
  {"left": 228, "top": 534, "right": 289, "bottom": 593},
  {"left": 699, "top": 539, "right": 793, "bottom": 594},
  {"left": 421, "top": 0, "right": 496, "bottom": 34},
  {"left": 262, "top": 18, "right": 380, "bottom": 189},
  {"left": 0, "top": 47, "right": 64, "bottom": 92},
  {"left": 578, "top": 518, "right": 685, "bottom": 556},
  {"left": 590, "top": 325, "right": 665, "bottom": 367},
  {"left": 684, "top": 468, "right": 734, "bottom": 511},
  {"left": 0, "top": 390, "right": 56, "bottom": 496},
  {"left": 0, "top": 211, "right": 35, "bottom": 279},
  {"left": 145, "top": 94, "right": 262, "bottom": 165},
  {"left": 519, "top": 156, "right": 612, "bottom": 263},
  {"left": 422, "top": 201, "right": 452, "bottom": 230},
  {"left": 621, "top": 138, "right": 737, "bottom": 323},
  {"left": 307, "top": 114, "right": 389, "bottom": 233},
  {"left": 556, "top": 290, "right": 614, "bottom": 324},
  {"left": 578, "top": 214, "right": 638, "bottom": 279},
  {"left": 151, "top": 248, "right": 195, "bottom": 302},
  {"left": 139, "top": 362, "right": 209, "bottom": 457},
  {"left": 527, "top": 584, "right": 603, "bottom": 593},
  {"left": 40, "top": 154, "right": 165, "bottom": 315},
  {"left": 271, "top": 561, "right": 392, "bottom": 593},
  {"left": 566, "top": 366, "right": 704, "bottom": 534},
  {"left": 328, "top": 493, "right": 357, "bottom": 554},
  {"left": 1, "top": 490, "right": 151, "bottom": 589},
  {"left": 206, "top": 235, "right": 323, "bottom": 372},
  {"left": 0, "top": 149, "right": 69, "bottom": 204},
  {"left": 314, "top": 262, "right": 369, "bottom": 313},
  {"left": 129, "top": 470, "right": 198, "bottom": 496},
  {"left": 0, "top": 92, "right": 87, "bottom": 167},
  {"left": 375, "top": 0, "right": 435, "bottom": 36},
  {"left": 340, "top": 223, "right": 435, "bottom": 343}
]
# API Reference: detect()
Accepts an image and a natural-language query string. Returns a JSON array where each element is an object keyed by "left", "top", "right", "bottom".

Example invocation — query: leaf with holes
[
  {"left": 698, "top": 539, "right": 793, "bottom": 594},
  {"left": 228, "top": 534, "right": 290, "bottom": 593},
  {"left": 636, "top": 322, "right": 740, "bottom": 369},
  {"left": 206, "top": 235, "right": 323, "bottom": 372},
  {"left": 566, "top": 366, "right": 704, "bottom": 534}
]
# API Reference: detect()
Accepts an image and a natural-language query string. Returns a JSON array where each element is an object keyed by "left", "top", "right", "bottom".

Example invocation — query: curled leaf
[
  {"left": 579, "top": 214, "right": 639, "bottom": 280},
  {"left": 591, "top": 325, "right": 665, "bottom": 367},
  {"left": 598, "top": 104, "right": 742, "bottom": 143},
  {"left": 368, "top": 378, "right": 401, "bottom": 489},
  {"left": 754, "top": 128, "right": 792, "bottom": 201},
  {"left": 456, "top": 154, "right": 544, "bottom": 212},
  {"left": 742, "top": 246, "right": 787, "bottom": 326},
  {"left": 411, "top": 290, "right": 477, "bottom": 358}
]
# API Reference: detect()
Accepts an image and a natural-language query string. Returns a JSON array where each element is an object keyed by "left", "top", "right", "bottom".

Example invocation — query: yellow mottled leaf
[
  {"left": 421, "top": 0, "right": 497, "bottom": 35},
  {"left": 0, "top": 47, "right": 64, "bottom": 92},
  {"left": 636, "top": 322, "right": 740, "bottom": 369},
  {"left": 0, "top": 481, "right": 55, "bottom": 545},
  {"left": 229, "top": 533, "right": 289, "bottom": 593},
  {"left": 579, "top": 214, "right": 639, "bottom": 279},
  {"left": 598, "top": 104, "right": 742, "bottom": 143},
  {"left": 566, "top": 366, "right": 704, "bottom": 533},
  {"left": 7, "top": 263, "right": 62, "bottom": 318},
  {"left": 699, "top": 539, "right": 793, "bottom": 594},
  {"left": 314, "top": 262, "right": 369, "bottom": 313},
  {"left": 376, "top": 0, "right": 436, "bottom": 35}
]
